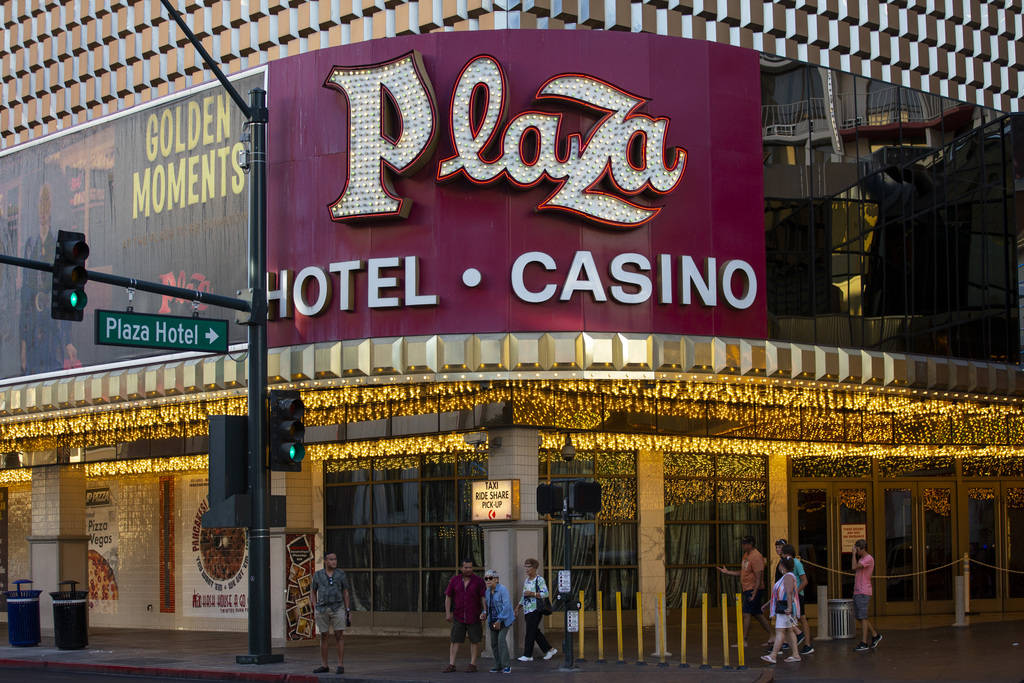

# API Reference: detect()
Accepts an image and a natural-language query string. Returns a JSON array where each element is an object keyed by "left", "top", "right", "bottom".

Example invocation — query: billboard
[
  {"left": 0, "top": 73, "right": 262, "bottom": 379},
  {"left": 265, "top": 31, "right": 765, "bottom": 347}
]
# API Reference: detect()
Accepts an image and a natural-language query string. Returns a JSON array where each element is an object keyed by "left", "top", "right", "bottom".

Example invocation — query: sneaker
[
  {"left": 870, "top": 633, "right": 883, "bottom": 649},
  {"left": 502, "top": 667, "right": 512, "bottom": 674},
  {"left": 760, "top": 654, "right": 777, "bottom": 664},
  {"left": 799, "top": 644, "right": 814, "bottom": 655},
  {"left": 795, "top": 631, "right": 806, "bottom": 645},
  {"left": 336, "top": 667, "right": 344, "bottom": 675},
  {"left": 783, "top": 655, "right": 802, "bottom": 663},
  {"left": 543, "top": 648, "right": 558, "bottom": 660},
  {"left": 489, "top": 668, "right": 501, "bottom": 673},
  {"left": 313, "top": 666, "right": 329, "bottom": 674},
  {"left": 780, "top": 642, "right": 790, "bottom": 651},
  {"left": 854, "top": 642, "right": 870, "bottom": 652},
  {"left": 517, "top": 656, "right": 533, "bottom": 662}
]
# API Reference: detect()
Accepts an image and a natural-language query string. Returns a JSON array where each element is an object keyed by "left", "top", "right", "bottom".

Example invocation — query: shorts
[
  {"left": 742, "top": 589, "right": 765, "bottom": 615},
  {"left": 315, "top": 606, "right": 347, "bottom": 633},
  {"left": 853, "top": 594, "right": 871, "bottom": 620},
  {"left": 451, "top": 620, "right": 483, "bottom": 644},
  {"left": 775, "top": 613, "right": 798, "bottom": 629}
]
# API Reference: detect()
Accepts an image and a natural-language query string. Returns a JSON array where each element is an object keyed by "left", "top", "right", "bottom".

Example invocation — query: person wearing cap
[
  {"left": 773, "top": 540, "right": 812, "bottom": 655},
  {"left": 718, "top": 535, "right": 771, "bottom": 648},
  {"left": 484, "top": 570, "right": 516, "bottom": 674}
]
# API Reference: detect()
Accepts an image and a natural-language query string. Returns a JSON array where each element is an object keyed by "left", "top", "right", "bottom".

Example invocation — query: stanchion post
[
  {"left": 679, "top": 592, "right": 689, "bottom": 668},
  {"left": 720, "top": 592, "right": 730, "bottom": 669},
  {"left": 699, "top": 593, "right": 710, "bottom": 670},
  {"left": 963, "top": 552, "right": 971, "bottom": 614},
  {"left": 953, "top": 575, "right": 967, "bottom": 627},
  {"left": 657, "top": 593, "right": 667, "bottom": 667},
  {"left": 635, "top": 592, "right": 645, "bottom": 665},
  {"left": 615, "top": 591, "right": 624, "bottom": 664},
  {"left": 734, "top": 593, "right": 745, "bottom": 670},
  {"left": 577, "top": 589, "right": 586, "bottom": 662},
  {"left": 597, "top": 590, "right": 605, "bottom": 663},
  {"left": 816, "top": 585, "right": 830, "bottom": 641}
]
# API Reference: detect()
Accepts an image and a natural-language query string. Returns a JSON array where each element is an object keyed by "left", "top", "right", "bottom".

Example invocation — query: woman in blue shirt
[{"left": 484, "top": 569, "right": 516, "bottom": 673}]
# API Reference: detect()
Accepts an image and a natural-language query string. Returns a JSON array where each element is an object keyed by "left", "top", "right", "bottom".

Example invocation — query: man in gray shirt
[{"left": 311, "top": 551, "right": 351, "bottom": 674}]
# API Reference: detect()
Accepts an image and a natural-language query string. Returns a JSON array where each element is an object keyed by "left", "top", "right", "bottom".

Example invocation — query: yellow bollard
[
  {"left": 636, "top": 592, "right": 646, "bottom": 665},
  {"left": 700, "top": 593, "right": 710, "bottom": 669},
  {"left": 735, "top": 593, "right": 746, "bottom": 669},
  {"left": 578, "top": 589, "right": 586, "bottom": 662},
  {"left": 679, "top": 592, "right": 689, "bottom": 668},
  {"left": 657, "top": 593, "right": 667, "bottom": 667},
  {"left": 597, "top": 590, "right": 605, "bottom": 663},
  {"left": 615, "top": 591, "right": 624, "bottom": 664},
  {"left": 720, "top": 592, "right": 730, "bottom": 669}
]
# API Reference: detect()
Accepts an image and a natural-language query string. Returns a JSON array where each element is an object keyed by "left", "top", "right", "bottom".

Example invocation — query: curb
[{"left": 0, "top": 658, "right": 320, "bottom": 682}]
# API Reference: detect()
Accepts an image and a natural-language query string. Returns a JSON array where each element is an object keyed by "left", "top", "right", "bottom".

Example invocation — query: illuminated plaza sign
[
  {"left": 324, "top": 52, "right": 685, "bottom": 228},
  {"left": 266, "top": 32, "right": 767, "bottom": 344}
]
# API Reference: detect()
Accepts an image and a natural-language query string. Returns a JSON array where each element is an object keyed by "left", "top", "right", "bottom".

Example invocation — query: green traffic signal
[{"left": 51, "top": 230, "right": 89, "bottom": 321}]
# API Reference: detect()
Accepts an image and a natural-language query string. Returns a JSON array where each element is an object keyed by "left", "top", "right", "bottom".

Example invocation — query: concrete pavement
[{"left": 0, "top": 616, "right": 1021, "bottom": 682}]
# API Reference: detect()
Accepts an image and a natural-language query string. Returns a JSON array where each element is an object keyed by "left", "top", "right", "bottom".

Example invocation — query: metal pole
[
  {"left": 236, "top": 87, "right": 277, "bottom": 664},
  {"left": 562, "top": 497, "right": 574, "bottom": 670}
]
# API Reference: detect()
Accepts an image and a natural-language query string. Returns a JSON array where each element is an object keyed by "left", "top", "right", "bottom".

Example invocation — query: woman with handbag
[
  {"left": 761, "top": 556, "right": 802, "bottom": 664},
  {"left": 484, "top": 569, "right": 516, "bottom": 673},
  {"left": 513, "top": 558, "right": 557, "bottom": 662}
]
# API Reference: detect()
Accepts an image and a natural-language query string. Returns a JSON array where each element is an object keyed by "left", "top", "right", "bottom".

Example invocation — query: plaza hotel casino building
[{"left": 1, "top": 2, "right": 1024, "bottom": 641}]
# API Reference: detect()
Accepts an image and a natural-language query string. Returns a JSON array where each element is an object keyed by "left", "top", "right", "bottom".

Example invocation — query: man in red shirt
[
  {"left": 718, "top": 535, "right": 771, "bottom": 648},
  {"left": 443, "top": 559, "right": 487, "bottom": 673}
]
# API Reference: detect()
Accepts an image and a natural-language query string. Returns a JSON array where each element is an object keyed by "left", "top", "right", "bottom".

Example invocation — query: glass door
[
  {"left": 880, "top": 483, "right": 955, "bottom": 615},
  {"left": 964, "top": 482, "right": 1024, "bottom": 613},
  {"left": 793, "top": 484, "right": 872, "bottom": 615}
]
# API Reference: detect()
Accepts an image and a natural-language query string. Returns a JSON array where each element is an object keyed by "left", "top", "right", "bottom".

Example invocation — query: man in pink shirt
[{"left": 851, "top": 539, "right": 881, "bottom": 651}]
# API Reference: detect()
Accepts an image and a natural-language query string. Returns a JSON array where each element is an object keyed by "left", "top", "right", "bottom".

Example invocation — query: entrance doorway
[
  {"left": 793, "top": 484, "right": 872, "bottom": 614},
  {"left": 962, "top": 482, "right": 1024, "bottom": 613},
  {"left": 878, "top": 483, "right": 955, "bottom": 615}
]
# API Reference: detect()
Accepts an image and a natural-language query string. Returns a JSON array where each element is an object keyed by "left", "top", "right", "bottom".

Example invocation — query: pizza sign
[{"left": 325, "top": 52, "right": 685, "bottom": 228}]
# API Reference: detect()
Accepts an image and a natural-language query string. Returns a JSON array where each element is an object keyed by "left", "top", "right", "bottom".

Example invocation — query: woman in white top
[
  {"left": 761, "top": 555, "right": 802, "bottom": 664},
  {"left": 512, "top": 558, "right": 557, "bottom": 662}
]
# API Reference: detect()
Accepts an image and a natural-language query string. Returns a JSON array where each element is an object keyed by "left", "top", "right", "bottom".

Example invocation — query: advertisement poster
[
  {"left": 285, "top": 533, "right": 316, "bottom": 640},
  {"left": 182, "top": 475, "right": 248, "bottom": 617},
  {"left": 841, "top": 524, "right": 867, "bottom": 553},
  {"left": 86, "top": 485, "right": 119, "bottom": 612},
  {"left": 0, "top": 73, "right": 262, "bottom": 381}
]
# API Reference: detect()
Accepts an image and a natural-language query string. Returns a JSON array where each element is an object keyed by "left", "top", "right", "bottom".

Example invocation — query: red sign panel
[{"left": 266, "top": 31, "right": 765, "bottom": 346}]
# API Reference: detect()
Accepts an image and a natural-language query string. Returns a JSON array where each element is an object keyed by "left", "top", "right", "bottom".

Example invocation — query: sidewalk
[{"left": 0, "top": 617, "right": 1021, "bottom": 682}]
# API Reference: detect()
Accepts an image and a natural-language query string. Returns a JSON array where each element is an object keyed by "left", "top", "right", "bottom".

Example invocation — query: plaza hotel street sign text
[{"left": 264, "top": 32, "right": 767, "bottom": 345}]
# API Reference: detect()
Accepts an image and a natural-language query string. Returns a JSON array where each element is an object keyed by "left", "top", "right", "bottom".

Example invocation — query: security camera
[{"left": 463, "top": 432, "right": 487, "bottom": 446}]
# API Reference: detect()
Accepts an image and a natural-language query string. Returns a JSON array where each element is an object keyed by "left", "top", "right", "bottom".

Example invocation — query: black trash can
[
  {"left": 50, "top": 580, "right": 88, "bottom": 650},
  {"left": 4, "top": 579, "right": 42, "bottom": 646}
]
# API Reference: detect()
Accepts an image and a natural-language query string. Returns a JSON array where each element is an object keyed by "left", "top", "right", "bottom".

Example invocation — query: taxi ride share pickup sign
[
  {"left": 471, "top": 480, "right": 521, "bottom": 522},
  {"left": 95, "top": 310, "right": 229, "bottom": 353}
]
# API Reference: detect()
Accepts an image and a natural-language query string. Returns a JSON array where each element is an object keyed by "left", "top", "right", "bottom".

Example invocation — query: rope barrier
[{"left": 800, "top": 556, "right": 1024, "bottom": 578}]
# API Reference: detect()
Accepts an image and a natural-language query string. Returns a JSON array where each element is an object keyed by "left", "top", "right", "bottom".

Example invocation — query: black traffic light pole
[{"left": 154, "top": 0, "right": 276, "bottom": 664}]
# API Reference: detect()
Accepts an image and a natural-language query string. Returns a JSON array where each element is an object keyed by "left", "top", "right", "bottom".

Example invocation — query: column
[
  {"left": 768, "top": 452, "right": 789, "bottom": 547},
  {"left": 481, "top": 427, "right": 544, "bottom": 658},
  {"left": 637, "top": 448, "right": 665, "bottom": 627},
  {"left": 28, "top": 463, "right": 88, "bottom": 633}
]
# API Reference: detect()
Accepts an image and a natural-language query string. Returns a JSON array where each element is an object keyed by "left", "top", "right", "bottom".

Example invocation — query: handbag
[
  {"left": 775, "top": 599, "right": 788, "bottom": 613},
  {"left": 533, "top": 578, "right": 553, "bottom": 615}
]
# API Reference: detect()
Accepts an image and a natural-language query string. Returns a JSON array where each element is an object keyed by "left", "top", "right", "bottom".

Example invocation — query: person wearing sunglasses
[
  {"left": 311, "top": 551, "right": 351, "bottom": 675},
  {"left": 484, "top": 570, "right": 515, "bottom": 673}
]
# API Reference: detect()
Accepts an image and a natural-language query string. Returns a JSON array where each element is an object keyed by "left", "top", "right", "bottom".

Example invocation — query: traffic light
[
  {"left": 537, "top": 483, "right": 564, "bottom": 516},
  {"left": 572, "top": 481, "right": 602, "bottom": 514},
  {"left": 51, "top": 230, "right": 89, "bottom": 321},
  {"left": 269, "top": 389, "right": 305, "bottom": 471}
]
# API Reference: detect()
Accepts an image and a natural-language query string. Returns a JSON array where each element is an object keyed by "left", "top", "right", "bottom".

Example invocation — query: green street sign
[{"left": 95, "top": 310, "right": 229, "bottom": 353}]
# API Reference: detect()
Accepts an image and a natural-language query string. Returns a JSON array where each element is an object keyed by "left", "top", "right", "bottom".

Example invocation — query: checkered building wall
[{"left": 1, "top": 0, "right": 1022, "bottom": 149}]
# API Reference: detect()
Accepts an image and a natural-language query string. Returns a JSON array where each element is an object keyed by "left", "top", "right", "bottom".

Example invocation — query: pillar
[
  {"left": 274, "top": 466, "right": 318, "bottom": 648},
  {"left": 28, "top": 463, "right": 88, "bottom": 633},
  {"left": 768, "top": 452, "right": 789, "bottom": 548},
  {"left": 481, "top": 427, "right": 544, "bottom": 657},
  {"left": 637, "top": 448, "right": 665, "bottom": 627}
]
